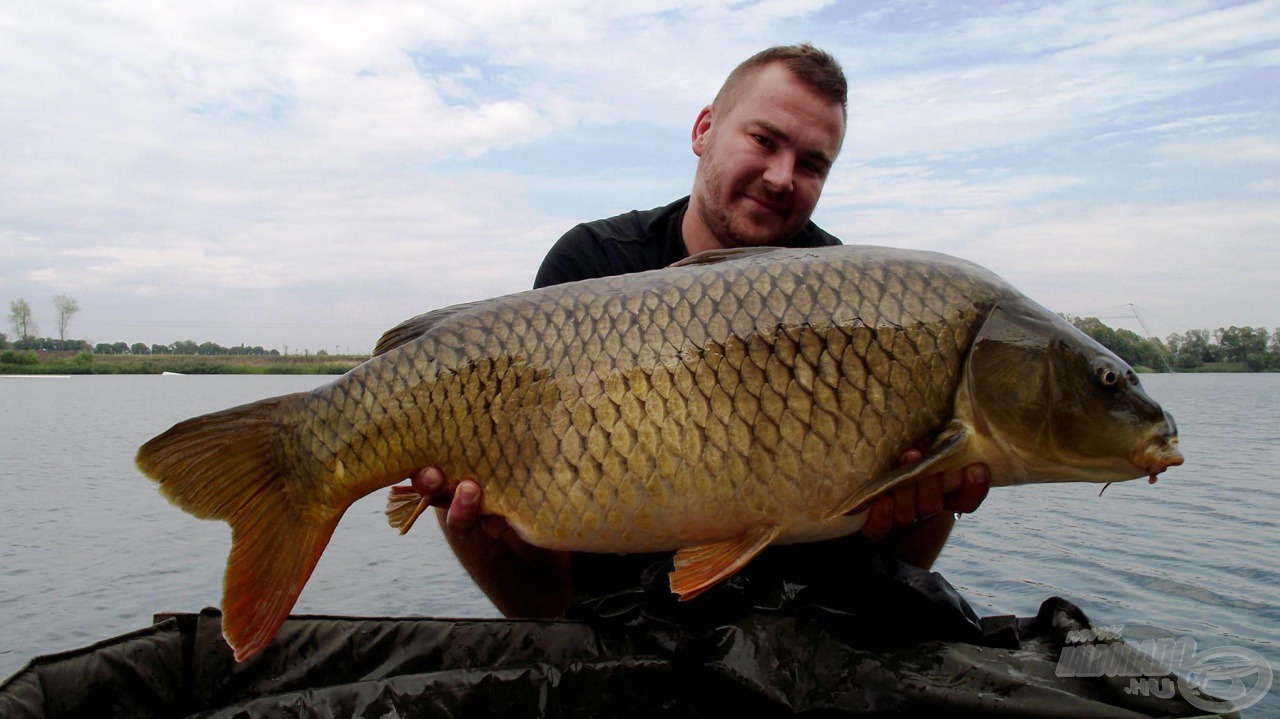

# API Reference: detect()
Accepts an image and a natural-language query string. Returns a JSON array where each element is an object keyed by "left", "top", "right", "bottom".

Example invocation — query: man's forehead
[
  {"left": 733, "top": 79, "right": 844, "bottom": 155},
  {"left": 730, "top": 66, "right": 843, "bottom": 129}
]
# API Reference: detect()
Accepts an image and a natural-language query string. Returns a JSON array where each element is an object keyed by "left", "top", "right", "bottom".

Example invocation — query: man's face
[{"left": 689, "top": 63, "right": 845, "bottom": 250}]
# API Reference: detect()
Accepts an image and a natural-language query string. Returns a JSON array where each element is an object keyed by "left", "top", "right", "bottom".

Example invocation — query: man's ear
[{"left": 691, "top": 105, "right": 713, "bottom": 157}]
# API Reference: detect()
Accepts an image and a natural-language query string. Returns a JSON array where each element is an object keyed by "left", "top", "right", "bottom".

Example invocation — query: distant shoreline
[
  {"left": 1, "top": 352, "right": 1273, "bottom": 376},
  {"left": 1136, "top": 362, "right": 1277, "bottom": 373},
  {"left": 0, "top": 352, "right": 368, "bottom": 375}
]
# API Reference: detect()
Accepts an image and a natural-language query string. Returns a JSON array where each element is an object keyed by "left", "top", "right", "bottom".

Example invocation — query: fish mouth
[{"left": 1135, "top": 434, "right": 1183, "bottom": 478}]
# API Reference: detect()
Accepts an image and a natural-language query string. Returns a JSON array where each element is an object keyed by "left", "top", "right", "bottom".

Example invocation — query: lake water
[{"left": 1, "top": 373, "right": 1276, "bottom": 715}]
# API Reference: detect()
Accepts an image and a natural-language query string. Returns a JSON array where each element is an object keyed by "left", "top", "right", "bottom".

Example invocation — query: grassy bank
[
  {"left": 1133, "top": 362, "right": 1267, "bottom": 373},
  {"left": 0, "top": 350, "right": 368, "bottom": 375},
  {"left": 1187, "top": 361, "right": 1252, "bottom": 373},
  {"left": 2, "top": 351, "right": 1271, "bottom": 376}
]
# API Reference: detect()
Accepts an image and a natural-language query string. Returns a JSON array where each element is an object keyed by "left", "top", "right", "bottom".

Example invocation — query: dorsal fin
[
  {"left": 667, "top": 246, "right": 790, "bottom": 268},
  {"left": 373, "top": 300, "right": 487, "bottom": 356}
]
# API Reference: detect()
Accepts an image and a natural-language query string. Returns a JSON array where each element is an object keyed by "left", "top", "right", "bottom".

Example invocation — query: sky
[{"left": 2, "top": 0, "right": 1278, "bottom": 353}]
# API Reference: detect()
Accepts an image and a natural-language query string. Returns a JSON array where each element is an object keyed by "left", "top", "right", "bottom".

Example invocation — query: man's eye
[{"left": 751, "top": 134, "right": 773, "bottom": 148}]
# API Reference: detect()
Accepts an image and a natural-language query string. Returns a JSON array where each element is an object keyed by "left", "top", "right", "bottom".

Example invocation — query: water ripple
[{"left": 3, "top": 374, "right": 1278, "bottom": 716}]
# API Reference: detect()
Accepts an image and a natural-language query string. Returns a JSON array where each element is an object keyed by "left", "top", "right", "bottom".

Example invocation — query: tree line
[
  {"left": 1162, "top": 326, "right": 1279, "bottom": 370},
  {"left": 0, "top": 336, "right": 284, "bottom": 357},
  {"left": 6, "top": 296, "right": 291, "bottom": 358},
  {"left": 1069, "top": 317, "right": 1279, "bottom": 371},
  {"left": 6, "top": 294, "right": 1276, "bottom": 371}
]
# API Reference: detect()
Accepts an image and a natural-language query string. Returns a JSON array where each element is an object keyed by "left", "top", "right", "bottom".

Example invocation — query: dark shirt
[
  {"left": 532, "top": 197, "right": 871, "bottom": 602},
  {"left": 533, "top": 196, "right": 840, "bottom": 289}
]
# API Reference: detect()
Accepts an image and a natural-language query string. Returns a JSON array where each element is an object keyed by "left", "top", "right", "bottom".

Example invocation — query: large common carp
[{"left": 137, "top": 246, "right": 1183, "bottom": 661}]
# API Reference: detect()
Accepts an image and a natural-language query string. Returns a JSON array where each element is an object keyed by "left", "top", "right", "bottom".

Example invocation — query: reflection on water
[{"left": 2, "top": 373, "right": 1276, "bottom": 714}]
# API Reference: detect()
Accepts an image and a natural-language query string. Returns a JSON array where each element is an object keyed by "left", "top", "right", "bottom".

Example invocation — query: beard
[{"left": 693, "top": 151, "right": 804, "bottom": 249}]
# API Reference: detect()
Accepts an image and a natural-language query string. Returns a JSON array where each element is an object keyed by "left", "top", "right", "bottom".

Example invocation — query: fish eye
[{"left": 1091, "top": 358, "right": 1123, "bottom": 389}]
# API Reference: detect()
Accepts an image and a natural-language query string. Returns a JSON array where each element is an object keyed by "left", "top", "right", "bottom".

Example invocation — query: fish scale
[
  {"left": 137, "top": 245, "right": 1183, "bottom": 661},
  {"left": 305, "top": 251, "right": 989, "bottom": 551}
]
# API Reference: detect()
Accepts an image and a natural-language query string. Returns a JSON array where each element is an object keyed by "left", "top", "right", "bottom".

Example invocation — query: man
[{"left": 407, "top": 45, "right": 989, "bottom": 618}]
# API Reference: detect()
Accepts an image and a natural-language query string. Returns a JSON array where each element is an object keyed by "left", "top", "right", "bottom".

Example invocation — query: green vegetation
[
  {"left": 1068, "top": 318, "right": 1280, "bottom": 372},
  {"left": 7, "top": 298, "right": 37, "bottom": 342},
  {"left": 5, "top": 292, "right": 369, "bottom": 373},
  {"left": 1, "top": 344, "right": 365, "bottom": 375},
  {"left": 1068, "top": 317, "right": 1168, "bottom": 371},
  {"left": 0, "top": 350, "right": 39, "bottom": 366},
  {"left": 1163, "top": 326, "right": 1279, "bottom": 371},
  {"left": 53, "top": 294, "right": 79, "bottom": 342}
]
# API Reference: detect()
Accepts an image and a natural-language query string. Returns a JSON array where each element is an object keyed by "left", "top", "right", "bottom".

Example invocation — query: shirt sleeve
[{"left": 533, "top": 225, "right": 601, "bottom": 289}]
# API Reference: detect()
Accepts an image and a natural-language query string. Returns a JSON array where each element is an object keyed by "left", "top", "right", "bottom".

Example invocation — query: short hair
[{"left": 712, "top": 44, "right": 848, "bottom": 121}]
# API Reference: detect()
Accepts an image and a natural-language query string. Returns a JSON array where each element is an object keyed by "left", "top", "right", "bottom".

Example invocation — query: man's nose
[{"left": 762, "top": 152, "right": 794, "bottom": 194}]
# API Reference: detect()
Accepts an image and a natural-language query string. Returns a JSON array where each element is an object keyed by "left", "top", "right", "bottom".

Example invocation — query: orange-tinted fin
[
  {"left": 223, "top": 491, "right": 343, "bottom": 661},
  {"left": 669, "top": 525, "right": 781, "bottom": 600},
  {"left": 385, "top": 484, "right": 432, "bottom": 535},
  {"left": 135, "top": 392, "right": 346, "bottom": 662}
]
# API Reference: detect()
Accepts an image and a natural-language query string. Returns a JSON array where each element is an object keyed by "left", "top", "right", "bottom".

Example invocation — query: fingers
[
  {"left": 887, "top": 475, "right": 943, "bottom": 528},
  {"left": 410, "top": 466, "right": 449, "bottom": 507},
  {"left": 945, "top": 464, "right": 990, "bottom": 515},
  {"left": 893, "top": 482, "right": 918, "bottom": 526},
  {"left": 862, "top": 462, "right": 991, "bottom": 541},
  {"left": 916, "top": 474, "right": 945, "bottom": 517},
  {"left": 479, "top": 516, "right": 511, "bottom": 540},
  {"left": 861, "top": 495, "right": 895, "bottom": 542},
  {"left": 409, "top": 467, "right": 511, "bottom": 541},
  {"left": 449, "top": 485, "right": 510, "bottom": 539},
  {"left": 446, "top": 480, "right": 482, "bottom": 532},
  {"left": 896, "top": 448, "right": 923, "bottom": 468}
]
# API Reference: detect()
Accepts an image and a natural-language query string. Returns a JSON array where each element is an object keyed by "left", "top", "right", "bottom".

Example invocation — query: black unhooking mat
[{"left": 0, "top": 554, "right": 1236, "bottom": 718}]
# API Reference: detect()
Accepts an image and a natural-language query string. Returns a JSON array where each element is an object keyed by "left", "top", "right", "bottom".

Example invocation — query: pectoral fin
[
  {"left": 669, "top": 524, "right": 782, "bottom": 600},
  {"left": 824, "top": 420, "right": 981, "bottom": 521}
]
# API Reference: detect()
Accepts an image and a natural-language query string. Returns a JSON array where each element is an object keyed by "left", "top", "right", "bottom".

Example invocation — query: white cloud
[
  {"left": 1151, "top": 135, "right": 1280, "bottom": 166},
  {"left": 1, "top": 0, "right": 1278, "bottom": 350},
  {"left": 822, "top": 163, "right": 1082, "bottom": 209},
  {"left": 1060, "top": 0, "right": 1280, "bottom": 61},
  {"left": 827, "top": 0, "right": 1280, "bottom": 160},
  {"left": 821, "top": 199, "right": 1280, "bottom": 336}
]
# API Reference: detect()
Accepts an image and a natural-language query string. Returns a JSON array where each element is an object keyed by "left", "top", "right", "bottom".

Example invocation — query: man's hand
[
  {"left": 400, "top": 466, "right": 572, "bottom": 618},
  {"left": 407, "top": 467, "right": 509, "bottom": 539},
  {"left": 859, "top": 448, "right": 990, "bottom": 544}
]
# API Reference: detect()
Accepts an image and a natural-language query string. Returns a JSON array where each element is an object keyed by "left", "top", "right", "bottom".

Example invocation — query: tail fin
[{"left": 136, "top": 393, "right": 342, "bottom": 662}]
